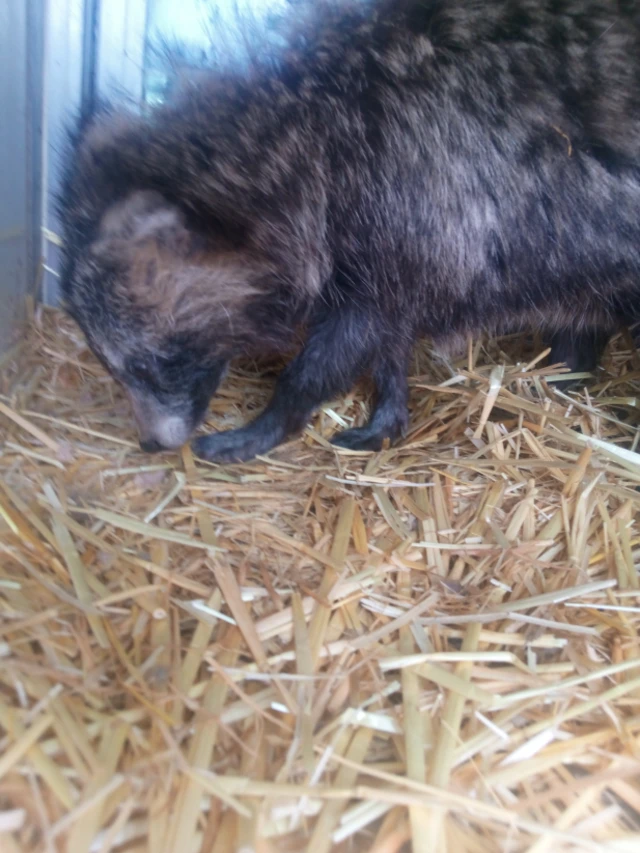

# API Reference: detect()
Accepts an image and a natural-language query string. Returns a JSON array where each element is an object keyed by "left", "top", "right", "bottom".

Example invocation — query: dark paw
[
  {"left": 331, "top": 424, "right": 400, "bottom": 452},
  {"left": 192, "top": 428, "right": 272, "bottom": 463}
]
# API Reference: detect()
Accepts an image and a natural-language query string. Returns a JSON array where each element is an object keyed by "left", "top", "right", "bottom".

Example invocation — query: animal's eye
[
  {"left": 127, "top": 359, "right": 157, "bottom": 387},
  {"left": 135, "top": 368, "right": 152, "bottom": 383}
]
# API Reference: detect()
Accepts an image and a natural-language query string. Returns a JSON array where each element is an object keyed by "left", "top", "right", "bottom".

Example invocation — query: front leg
[
  {"left": 331, "top": 354, "right": 409, "bottom": 451},
  {"left": 193, "top": 307, "right": 405, "bottom": 463}
]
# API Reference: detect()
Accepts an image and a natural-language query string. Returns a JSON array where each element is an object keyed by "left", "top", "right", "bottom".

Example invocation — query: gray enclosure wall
[{"left": 0, "top": 0, "right": 43, "bottom": 354}]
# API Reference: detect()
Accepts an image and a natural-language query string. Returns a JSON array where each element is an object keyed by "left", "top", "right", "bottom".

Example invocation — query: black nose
[{"left": 140, "top": 438, "right": 165, "bottom": 454}]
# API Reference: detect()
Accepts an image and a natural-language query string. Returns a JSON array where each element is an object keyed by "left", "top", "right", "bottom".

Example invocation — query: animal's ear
[
  {"left": 126, "top": 242, "right": 264, "bottom": 337},
  {"left": 99, "top": 191, "right": 192, "bottom": 255}
]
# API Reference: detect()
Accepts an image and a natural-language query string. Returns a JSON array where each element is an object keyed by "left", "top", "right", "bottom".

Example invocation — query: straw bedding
[{"left": 1, "top": 303, "right": 640, "bottom": 853}]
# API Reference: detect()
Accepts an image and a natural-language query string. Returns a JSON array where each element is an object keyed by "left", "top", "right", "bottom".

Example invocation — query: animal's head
[{"left": 60, "top": 188, "right": 268, "bottom": 452}]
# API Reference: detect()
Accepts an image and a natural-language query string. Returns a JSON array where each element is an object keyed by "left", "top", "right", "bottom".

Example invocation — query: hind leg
[{"left": 546, "top": 327, "right": 611, "bottom": 389}]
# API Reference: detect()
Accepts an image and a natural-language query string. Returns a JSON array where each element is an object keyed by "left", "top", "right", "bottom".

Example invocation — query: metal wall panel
[
  {"left": 0, "top": 0, "right": 29, "bottom": 352},
  {"left": 96, "top": 0, "right": 148, "bottom": 105},
  {"left": 27, "top": 1, "right": 45, "bottom": 297},
  {"left": 41, "top": 0, "right": 87, "bottom": 305}
]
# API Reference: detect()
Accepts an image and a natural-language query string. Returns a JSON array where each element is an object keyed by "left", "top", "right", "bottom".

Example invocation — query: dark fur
[{"left": 58, "top": 0, "right": 640, "bottom": 461}]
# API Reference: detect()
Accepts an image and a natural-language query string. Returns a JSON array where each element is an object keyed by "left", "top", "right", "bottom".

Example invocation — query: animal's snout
[
  {"left": 126, "top": 390, "right": 192, "bottom": 453},
  {"left": 136, "top": 414, "right": 192, "bottom": 452}
]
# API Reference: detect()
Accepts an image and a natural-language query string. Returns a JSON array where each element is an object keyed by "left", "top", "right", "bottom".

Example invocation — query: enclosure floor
[{"left": 1, "top": 305, "right": 640, "bottom": 853}]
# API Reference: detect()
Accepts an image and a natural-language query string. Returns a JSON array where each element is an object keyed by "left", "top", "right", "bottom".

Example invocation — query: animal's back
[
  {"left": 66, "top": 0, "right": 640, "bottom": 344},
  {"left": 303, "top": 0, "right": 640, "bottom": 339}
]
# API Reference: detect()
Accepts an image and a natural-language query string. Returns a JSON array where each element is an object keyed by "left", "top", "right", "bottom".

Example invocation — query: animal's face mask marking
[
  {"left": 122, "top": 360, "right": 227, "bottom": 452},
  {"left": 63, "top": 191, "right": 252, "bottom": 450},
  {"left": 86, "top": 330, "right": 228, "bottom": 452}
]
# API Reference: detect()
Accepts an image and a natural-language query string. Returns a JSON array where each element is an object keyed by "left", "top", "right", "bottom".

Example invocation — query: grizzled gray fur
[{"left": 58, "top": 0, "right": 640, "bottom": 462}]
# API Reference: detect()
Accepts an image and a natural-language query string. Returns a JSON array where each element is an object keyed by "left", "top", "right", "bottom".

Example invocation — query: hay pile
[{"left": 1, "top": 304, "right": 640, "bottom": 853}]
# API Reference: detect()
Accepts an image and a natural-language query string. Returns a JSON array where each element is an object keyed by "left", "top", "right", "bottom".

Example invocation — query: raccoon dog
[{"left": 59, "top": 0, "right": 640, "bottom": 462}]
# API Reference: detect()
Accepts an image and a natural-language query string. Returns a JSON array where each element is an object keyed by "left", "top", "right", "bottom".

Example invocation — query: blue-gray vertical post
[
  {"left": 41, "top": 0, "right": 90, "bottom": 306},
  {"left": 0, "top": 0, "right": 44, "bottom": 352}
]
